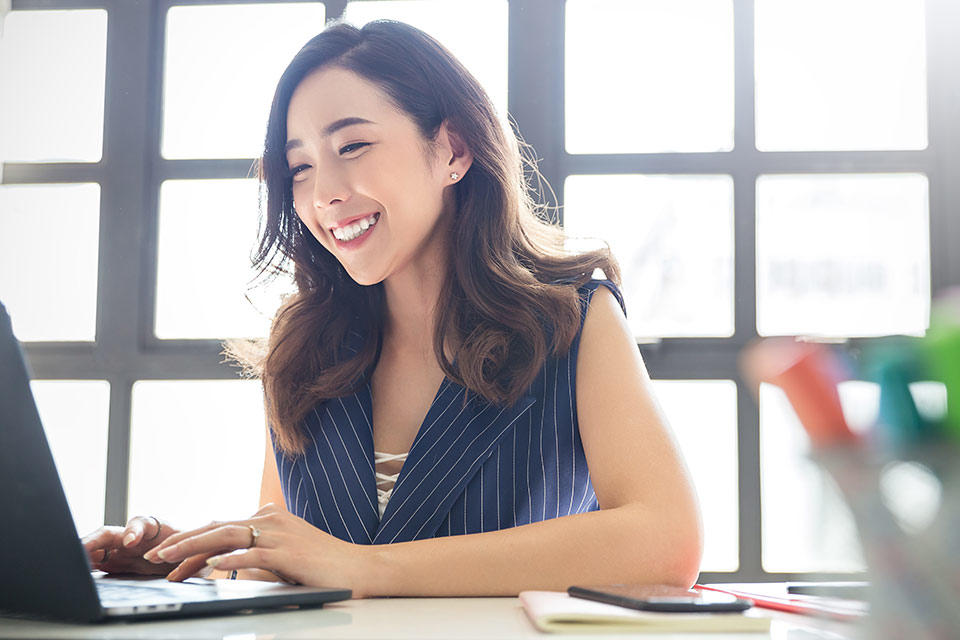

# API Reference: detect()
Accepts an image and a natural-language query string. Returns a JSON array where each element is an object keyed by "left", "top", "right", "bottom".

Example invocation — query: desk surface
[{"left": 0, "top": 588, "right": 859, "bottom": 640}]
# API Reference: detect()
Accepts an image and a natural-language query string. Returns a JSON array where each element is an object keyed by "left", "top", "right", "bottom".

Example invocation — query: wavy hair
[{"left": 240, "top": 20, "right": 619, "bottom": 455}]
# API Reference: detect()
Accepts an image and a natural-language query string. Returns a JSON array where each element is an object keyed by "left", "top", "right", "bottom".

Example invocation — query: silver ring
[{"left": 247, "top": 525, "right": 261, "bottom": 549}]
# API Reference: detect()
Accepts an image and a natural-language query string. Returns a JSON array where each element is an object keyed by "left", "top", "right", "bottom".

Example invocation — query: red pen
[
  {"left": 740, "top": 338, "right": 859, "bottom": 449},
  {"left": 695, "top": 585, "right": 867, "bottom": 622}
]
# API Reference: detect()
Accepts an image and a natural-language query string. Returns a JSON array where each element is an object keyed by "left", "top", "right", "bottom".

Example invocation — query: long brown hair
[{"left": 242, "top": 20, "right": 619, "bottom": 455}]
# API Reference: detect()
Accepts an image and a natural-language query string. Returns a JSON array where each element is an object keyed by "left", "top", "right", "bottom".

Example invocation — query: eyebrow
[{"left": 285, "top": 117, "right": 375, "bottom": 153}]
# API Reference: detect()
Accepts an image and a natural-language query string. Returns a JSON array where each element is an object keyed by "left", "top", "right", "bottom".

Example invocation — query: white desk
[{"left": 0, "top": 592, "right": 859, "bottom": 639}]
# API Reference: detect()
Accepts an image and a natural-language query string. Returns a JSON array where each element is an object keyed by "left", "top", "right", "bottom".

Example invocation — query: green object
[{"left": 923, "top": 315, "right": 960, "bottom": 444}]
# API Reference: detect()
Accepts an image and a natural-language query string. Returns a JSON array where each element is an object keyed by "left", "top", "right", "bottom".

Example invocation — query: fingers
[
  {"left": 121, "top": 515, "right": 165, "bottom": 549},
  {"left": 122, "top": 518, "right": 145, "bottom": 548},
  {"left": 165, "top": 553, "right": 215, "bottom": 582},
  {"left": 82, "top": 526, "right": 120, "bottom": 549},
  {"left": 205, "top": 549, "right": 297, "bottom": 585},
  {"left": 145, "top": 523, "right": 256, "bottom": 565},
  {"left": 146, "top": 520, "right": 222, "bottom": 556},
  {"left": 81, "top": 522, "right": 181, "bottom": 576},
  {"left": 205, "top": 548, "right": 268, "bottom": 572},
  {"left": 81, "top": 527, "right": 122, "bottom": 562}
]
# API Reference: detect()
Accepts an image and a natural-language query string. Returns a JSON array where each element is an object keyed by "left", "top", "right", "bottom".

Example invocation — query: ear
[{"left": 437, "top": 121, "right": 473, "bottom": 183}]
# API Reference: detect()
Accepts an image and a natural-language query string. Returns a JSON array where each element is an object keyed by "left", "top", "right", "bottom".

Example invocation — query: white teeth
[{"left": 332, "top": 213, "right": 379, "bottom": 241}]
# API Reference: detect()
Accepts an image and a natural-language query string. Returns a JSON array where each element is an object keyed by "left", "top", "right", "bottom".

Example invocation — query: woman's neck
[
  {"left": 383, "top": 271, "right": 441, "bottom": 350},
  {"left": 381, "top": 200, "right": 455, "bottom": 356},
  {"left": 381, "top": 241, "right": 448, "bottom": 355}
]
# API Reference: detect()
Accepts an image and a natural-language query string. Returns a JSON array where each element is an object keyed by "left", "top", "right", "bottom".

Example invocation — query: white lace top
[{"left": 374, "top": 451, "right": 408, "bottom": 519}]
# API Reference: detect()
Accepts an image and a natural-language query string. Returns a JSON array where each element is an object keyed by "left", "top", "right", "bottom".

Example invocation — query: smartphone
[{"left": 567, "top": 584, "right": 752, "bottom": 613}]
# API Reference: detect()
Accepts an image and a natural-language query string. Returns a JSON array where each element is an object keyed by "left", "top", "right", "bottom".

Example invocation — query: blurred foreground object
[{"left": 740, "top": 292, "right": 960, "bottom": 639}]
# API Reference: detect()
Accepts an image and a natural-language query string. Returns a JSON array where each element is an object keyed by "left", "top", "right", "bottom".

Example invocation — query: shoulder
[
  {"left": 578, "top": 281, "right": 634, "bottom": 370},
  {"left": 576, "top": 278, "right": 627, "bottom": 331}
]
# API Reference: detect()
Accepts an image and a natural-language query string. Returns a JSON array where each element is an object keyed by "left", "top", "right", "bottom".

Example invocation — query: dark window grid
[{"left": 6, "top": 0, "right": 959, "bottom": 581}]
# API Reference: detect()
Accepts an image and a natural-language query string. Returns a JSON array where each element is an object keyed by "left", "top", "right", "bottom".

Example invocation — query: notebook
[
  {"left": 519, "top": 591, "right": 772, "bottom": 634},
  {"left": 0, "top": 301, "right": 351, "bottom": 622}
]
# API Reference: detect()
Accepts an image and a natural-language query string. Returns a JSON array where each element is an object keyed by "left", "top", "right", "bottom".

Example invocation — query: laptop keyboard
[{"left": 97, "top": 579, "right": 219, "bottom": 605}]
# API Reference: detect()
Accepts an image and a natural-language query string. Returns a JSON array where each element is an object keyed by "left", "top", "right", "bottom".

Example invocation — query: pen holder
[{"left": 812, "top": 445, "right": 960, "bottom": 640}]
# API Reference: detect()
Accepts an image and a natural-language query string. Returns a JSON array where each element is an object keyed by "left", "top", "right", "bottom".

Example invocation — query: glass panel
[
  {"left": 755, "top": 0, "right": 927, "bottom": 151},
  {"left": 343, "top": 0, "right": 509, "bottom": 119},
  {"left": 564, "top": 175, "right": 734, "bottom": 339},
  {"left": 652, "top": 380, "right": 738, "bottom": 572},
  {"left": 128, "top": 381, "right": 266, "bottom": 529},
  {"left": 0, "top": 184, "right": 100, "bottom": 341},
  {"left": 760, "top": 381, "right": 871, "bottom": 573},
  {"left": 155, "top": 179, "right": 293, "bottom": 339},
  {"left": 0, "top": 10, "right": 107, "bottom": 163},
  {"left": 31, "top": 380, "right": 110, "bottom": 537},
  {"left": 162, "top": 3, "right": 326, "bottom": 159},
  {"left": 565, "top": 0, "right": 734, "bottom": 153},
  {"left": 756, "top": 173, "right": 929, "bottom": 337}
]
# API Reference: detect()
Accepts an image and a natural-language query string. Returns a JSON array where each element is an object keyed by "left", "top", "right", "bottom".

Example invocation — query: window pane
[
  {"left": 760, "top": 381, "right": 873, "bottom": 572},
  {"left": 564, "top": 175, "right": 734, "bottom": 338},
  {"left": 162, "top": 3, "right": 326, "bottom": 159},
  {"left": 0, "top": 184, "right": 100, "bottom": 341},
  {"left": 653, "top": 380, "right": 739, "bottom": 572},
  {"left": 0, "top": 10, "right": 107, "bottom": 163},
  {"left": 757, "top": 174, "right": 929, "bottom": 337},
  {"left": 31, "top": 380, "right": 110, "bottom": 537},
  {"left": 128, "top": 381, "right": 265, "bottom": 529},
  {"left": 565, "top": 0, "right": 734, "bottom": 153},
  {"left": 343, "top": 0, "right": 508, "bottom": 119},
  {"left": 755, "top": 0, "right": 927, "bottom": 151},
  {"left": 155, "top": 179, "right": 292, "bottom": 339}
]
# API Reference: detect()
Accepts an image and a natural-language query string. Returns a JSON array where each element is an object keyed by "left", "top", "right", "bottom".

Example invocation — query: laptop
[{"left": 0, "top": 301, "right": 352, "bottom": 622}]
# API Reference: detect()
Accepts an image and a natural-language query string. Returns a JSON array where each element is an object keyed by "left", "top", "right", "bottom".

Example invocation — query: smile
[{"left": 332, "top": 212, "right": 380, "bottom": 242}]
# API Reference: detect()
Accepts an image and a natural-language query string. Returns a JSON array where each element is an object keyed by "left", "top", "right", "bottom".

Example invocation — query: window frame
[{"left": 6, "top": 0, "right": 960, "bottom": 583}]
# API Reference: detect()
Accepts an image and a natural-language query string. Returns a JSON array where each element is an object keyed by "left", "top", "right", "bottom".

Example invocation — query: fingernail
[
  {"left": 157, "top": 547, "right": 174, "bottom": 561},
  {"left": 123, "top": 533, "right": 136, "bottom": 546},
  {"left": 206, "top": 556, "right": 221, "bottom": 567}
]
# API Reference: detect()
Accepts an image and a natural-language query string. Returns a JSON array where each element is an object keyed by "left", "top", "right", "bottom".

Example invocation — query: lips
[
  {"left": 329, "top": 212, "right": 379, "bottom": 232},
  {"left": 330, "top": 212, "right": 380, "bottom": 244}
]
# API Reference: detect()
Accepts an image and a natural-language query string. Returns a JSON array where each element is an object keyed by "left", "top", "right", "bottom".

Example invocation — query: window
[{"left": 3, "top": 0, "right": 957, "bottom": 583}]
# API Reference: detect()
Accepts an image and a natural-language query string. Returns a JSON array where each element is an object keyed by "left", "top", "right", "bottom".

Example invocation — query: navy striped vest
[{"left": 274, "top": 279, "right": 625, "bottom": 545}]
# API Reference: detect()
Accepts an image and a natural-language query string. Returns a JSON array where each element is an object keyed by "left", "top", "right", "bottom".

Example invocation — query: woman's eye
[
  {"left": 288, "top": 164, "right": 309, "bottom": 179},
  {"left": 338, "top": 142, "right": 369, "bottom": 155}
]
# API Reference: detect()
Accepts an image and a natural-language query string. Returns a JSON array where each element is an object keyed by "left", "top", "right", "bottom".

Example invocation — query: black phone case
[{"left": 567, "top": 585, "right": 752, "bottom": 613}]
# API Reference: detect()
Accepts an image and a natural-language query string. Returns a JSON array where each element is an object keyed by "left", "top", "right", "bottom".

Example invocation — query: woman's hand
[
  {"left": 143, "top": 503, "right": 371, "bottom": 595},
  {"left": 82, "top": 515, "right": 183, "bottom": 577}
]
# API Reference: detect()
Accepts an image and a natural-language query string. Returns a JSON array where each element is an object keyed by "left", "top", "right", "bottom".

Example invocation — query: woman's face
[{"left": 285, "top": 66, "right": 465, "bottom": 286}]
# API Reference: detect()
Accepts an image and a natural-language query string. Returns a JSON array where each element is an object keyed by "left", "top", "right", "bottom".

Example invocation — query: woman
[{"left": 83, "top": 20, "right": 701, "bottom": 597}]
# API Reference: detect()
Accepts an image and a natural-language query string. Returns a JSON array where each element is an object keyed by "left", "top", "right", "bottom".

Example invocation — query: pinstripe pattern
[{"left": 273, "top": 280, "right": 624, "bottom": 545}]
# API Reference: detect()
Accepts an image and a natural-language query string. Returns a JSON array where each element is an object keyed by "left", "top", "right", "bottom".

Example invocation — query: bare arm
[
  {"left": 259, "top": 423, "right": 286, "bottom": 509},
  {"left": 361, "top": 286, "right": 703, "bottom": 596},
  {"left": 205, "top": 422, "right": 287, "bottom": 581}
]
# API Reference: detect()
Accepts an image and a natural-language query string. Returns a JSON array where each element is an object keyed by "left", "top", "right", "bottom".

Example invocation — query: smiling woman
[
  {"left": 283, "top": 66, "right": 459, "bottom": 289},
  {"left": 82, "top": 19, "right": 702, "bottom": 598}
]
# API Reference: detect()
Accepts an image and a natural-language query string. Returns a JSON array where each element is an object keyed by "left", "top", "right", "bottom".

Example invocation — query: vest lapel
[
  {"left": 372, "top": 381, "right": 536, "bottom": 544},
  {"left": 304, "top": 385, "right": 380, "bottom": 545}
]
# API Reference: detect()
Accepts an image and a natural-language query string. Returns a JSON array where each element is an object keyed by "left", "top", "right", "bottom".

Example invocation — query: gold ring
[{"left": 247, "top": 525, "right": 261, "bottom": 548}]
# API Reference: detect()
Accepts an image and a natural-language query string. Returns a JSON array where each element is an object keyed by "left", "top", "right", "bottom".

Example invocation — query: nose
[{"left": 310, "top": 165, "right": 349, "bottom": 210}]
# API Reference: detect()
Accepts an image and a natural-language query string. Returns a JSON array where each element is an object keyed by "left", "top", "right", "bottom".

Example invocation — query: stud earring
[{"left": 450, "top": 172, "right": 460, "bottom": 181}]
